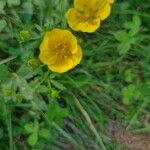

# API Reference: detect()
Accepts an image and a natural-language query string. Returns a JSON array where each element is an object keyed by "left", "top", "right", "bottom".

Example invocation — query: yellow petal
[
  {"left": 74, "top": 0, "right": 92, "bottom": 11},
  {"left": 39, "top": 52, "right": 57, "bottom": 66},
  {"left": 71, "top": 45, "right": 83, "bottom": 68},
  {"left": 66, "top": 8, "right": 83, "bottom": 31},
  {"left": 106, "top": 0, "right": 114, "bottom": 4},
  {"left": 79, "top": 19, "right": 101, "bottom": 33},
  {"left": 48, "top": 58, "right": 74, "bottom": 73},
  {"left": 99, "top": 3, "right": 111, "bottom": 20},
  {"left": 39, "top": 32, "right": 58, "bottom": 65},
  {"left": 39, "top": 30, "right": 62, "bottom": 54},
  {"left": 63, "top": 30, "right": 78, "bottom": 54}
]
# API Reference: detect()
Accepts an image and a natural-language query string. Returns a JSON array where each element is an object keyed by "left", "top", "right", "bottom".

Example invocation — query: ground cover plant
[{"left": 0, "top": 0, "right": 150, "bottom": 149}]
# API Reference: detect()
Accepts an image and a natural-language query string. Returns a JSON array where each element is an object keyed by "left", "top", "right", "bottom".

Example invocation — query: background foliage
[{"left": 0, "top": 0, "right": 150, "bottom": 149}]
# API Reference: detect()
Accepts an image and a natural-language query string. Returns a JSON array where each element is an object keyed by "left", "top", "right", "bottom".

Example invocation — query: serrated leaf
[
  {"left": 15, "top": 77, "right": 33, "bottom": 100},
  {"left": 0, "top": 19, "right": 7, "bottom": 32},
  {"left": 17, "top": 65, "right": 34, "bottom": 79},
  {"left": 115, "top": 30, "right": 129, "bottom": 42}
]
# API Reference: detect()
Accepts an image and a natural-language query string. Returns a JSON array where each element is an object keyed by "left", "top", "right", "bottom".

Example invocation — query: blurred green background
[{"left": 0, "top": 0, "right": 150, "bottom": 149}]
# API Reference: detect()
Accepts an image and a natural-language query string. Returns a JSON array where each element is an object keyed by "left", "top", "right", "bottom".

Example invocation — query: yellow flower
[
  {"left": 66, "top": 0, "right": 114, "bottom": 33},
  {"left": 39, "top": 28, "right": 82, "bottom": 73}
]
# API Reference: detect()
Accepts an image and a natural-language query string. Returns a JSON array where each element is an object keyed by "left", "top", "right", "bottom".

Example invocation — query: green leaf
[
  {"left": 15, "top": 77, "right": 33, "bottom": 100},
  {"left": 124, "top": 16, "right": 141, "bottom": 37},
  {"left": 0, "top": 0, "right": 6, "bottom": 11},
  {"left": 7, "top": 0, "right": 20, "bottom": 6},
  {"left": 122, "top": 84, "right": 139, "bottom": 105},
  {"left": 21, "top": 1, "right": 33, "bottom": 22},
  {"left": 0, "top": 64, "right": 11, "bottom": 84},
  {"left": 0, "top": 128, "right": 4, "bottom": 139},
  {"left": 129, "top": 16, "right": 141, "bottom": 36},
  {"left": 124, "top": 69, "right": 135, "bottom": 82},
  {"left": 27, "top": 133, "right": 38, "bottom": 146},
  {"left": 114, "top": 30, "right": 129, "bottom": 42},
  {"left": 123, "top": 21, "right": 134, "bottom": 29},
  {"left": 17, "top": 65, "right": 34, "bottom": 79},
  {"left": 59, "top": 108, "right": 69, "bottom": 117},
  {"left": 39, "top": 128, "right": 51, "bottom": 139},
  {"left": 33, "top": 0, "right": 46, "bottom": 9},
  {"left": 51, "top": 80, "right": 66, "bottom": 90},
  {"left": 133, "top": 16, "right": 141, "bottom": 27},
  {"left": 46, "top": 101, "right": 58, "bottom": 121},
  {"left": 0, "top": 19, "right": 7, "bottom": 32},
  {"left": 24, "top": 123, "right": 34, "bottom": 133},
  {"left": 73, "top": 74, "right": 91, "bottom": 87},
  {"left": 117, "top": 42, "right": 131, "bottom": 55},
  {"left": 54, "top": 117, "right": 63, "bottom": 126}
]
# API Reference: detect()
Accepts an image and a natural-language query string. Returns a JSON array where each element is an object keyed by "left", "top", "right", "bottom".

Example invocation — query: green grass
[{"left": 0, "top": 0, "right": 150, "bottom": 149}]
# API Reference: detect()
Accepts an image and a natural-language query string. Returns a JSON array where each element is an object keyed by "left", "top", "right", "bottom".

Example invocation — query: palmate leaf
[
  {"left": 15, "top": 76, "right": 33, "bottom": 100},
  {"left": 124, "top": 15, "right": 141, "bottom": 37},
  {"left": 114, "top": 30, "right": 129, "bottom": 42}
]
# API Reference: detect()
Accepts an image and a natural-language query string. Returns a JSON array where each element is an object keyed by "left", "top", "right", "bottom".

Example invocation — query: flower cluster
[
  {"left": 39, "top": 0, "right": 114, "bottom": 73},
  {"left": 66, "top": 0, "right": 114, "bottom": 33}
]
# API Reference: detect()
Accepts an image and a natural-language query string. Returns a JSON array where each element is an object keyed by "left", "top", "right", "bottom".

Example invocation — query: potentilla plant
[{"left": 0, "top": 0, "right": 118, "bottom": 149}]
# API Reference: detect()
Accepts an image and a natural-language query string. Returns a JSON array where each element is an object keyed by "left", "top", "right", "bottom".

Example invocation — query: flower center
[{"left": 55, "top": 43, "right": 71, "bottom": 60}]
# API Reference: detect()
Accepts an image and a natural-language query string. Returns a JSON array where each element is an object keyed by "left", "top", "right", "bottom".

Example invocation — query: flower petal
[
  {"left": 74, "top": 0, "right": 92, "bottom": 11},
  {"left": 66, "top": 8, "right": 83, "bottom": 31},
  {"left": 106, "top": 0, "right": 114, "bottom": 4},
  {"left": 71, "top": 45, "right": 83, "bottom": 68},
  {"left": 99, "top": 3, "right": 111, "bottom": 20},
  {"left": 39, "top": 52, "right": 57, "bottom": 66},
  {"left": 48, "top": 58, "right": 74, "bottom": 73},
  {"left": 79, "top": 18, "right": 101, "bottom": 33},
  {"left": 40, "top": 29, "right": 64, "bottom": 54},
  {"left": 63, "top": 30, "right": 78, "bottom": 54}
]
